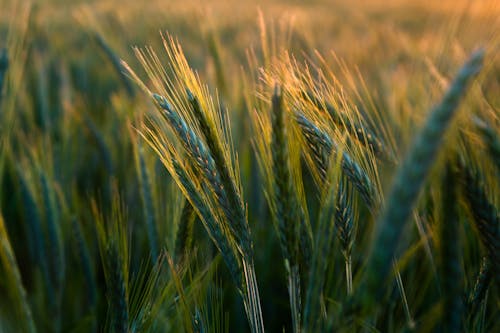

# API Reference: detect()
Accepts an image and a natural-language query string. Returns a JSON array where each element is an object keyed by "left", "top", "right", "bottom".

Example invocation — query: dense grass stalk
[
  {"left": 439, "top": 164, "right": 462, "bottom": 333},
  {"left": 474, "top": 117, "right": 500, "bottom": 174},
  {"left": 270, "top": 87, "right": 302, "bottom": 333},
  {"left": 18, "top": 170, "right": 55, "bottom": 306},
  {"left": 0, "top": 214, "right": 36, "bottom": 333},
  {"left": 303, "top": 167, "right": 340, "bottom": 332},
  {"left": 84, "top": 115, "right": 115, "bottom": 175},
  {"left": 137, "top": 146, "right": 159, "bottom": 262},
  {"left": 34, "top": 55, "right": 50, "bottom": 131},
  {"left": 71, "top": 217, "right": 97, "bottom": 308},
  {"left": 295, "top": 111, "right": 377, "bottom": 210},
  {"left": 174, "top": 200, "right": 196, "bottom": 265},
  {"left": 302, "top": 206, "right": 332, "bottom": 332},
  {"left": 94, "top": 196, "right": 130, "bottom": 333},
  {"left": 206, "top": 32, "right": 227, "bottom": 96},
  {"left": 467, "top": 257, "right": 491, "bottom": 319},
  {"left": 461, "top": 168, "right": 499, "bottom": 285},
  {"left": 363, "top": 50, "right": 484, "bottom": 304},
  {"left": 105, "top": 241, "right": 129, "bottom": 333},
  {"left": 40, "top": 171, "right": 64, "bottom": 332},
  {"left": 0, "top": 48, "right": 7, "bottom": 107},
  {"left": 94, "top": 33, "right": 135, "bottom": 97}
]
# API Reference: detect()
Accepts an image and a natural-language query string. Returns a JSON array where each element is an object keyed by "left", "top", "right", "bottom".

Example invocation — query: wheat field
[{"left": 0, "top": 0, "right": 498, "bottom": 332}]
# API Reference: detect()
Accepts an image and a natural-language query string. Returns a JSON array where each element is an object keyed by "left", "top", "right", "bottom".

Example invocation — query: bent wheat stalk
[{"left": 363, "top": 49, "right": 484, "bottom": 305}]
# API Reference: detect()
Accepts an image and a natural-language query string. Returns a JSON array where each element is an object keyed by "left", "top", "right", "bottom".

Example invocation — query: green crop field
[{"left": 0, "top": 0, "right": 498, "bottom": 332}]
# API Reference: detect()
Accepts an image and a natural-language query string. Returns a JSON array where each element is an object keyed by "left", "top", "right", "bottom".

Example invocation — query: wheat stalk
[
  {"left": 71, "top": 217, "right": 97, "bottom": 308},
  {"left": 461, "top": 167, "right": 499, "bottom": 285},
  {"left": 474, "top": 116, "right": 500, "bottom": 174},
  {"left": 174, "top": 199, "right": 196, "bottom": 266},
  {"left": 270, "top": 86, "right": 303, "bottom": 333},
  {"left": 40, "top": 171, "right": 64, "bottom": 332},
  {"left": 439, "top": 163, "right": 463, "bottom": 333},
  {"left": 137, "top": 144, "right": 159, "bottom": 262},
  {"left": 467, "top": 256, "right": 491, "bottom": 319},
  {"left": 363, "top": 49, "right": 484, "bottom": 305},
  {"left": 0, "top": 214, "right": 36, "bottom": 333},
  {"left": 0, "top": 48, "right": 8, "bottom": 108}
]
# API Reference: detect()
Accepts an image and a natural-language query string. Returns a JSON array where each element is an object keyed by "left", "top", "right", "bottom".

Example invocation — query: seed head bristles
[
  {"left": 164, "top": 252, "right": 195, "bottom": 332},
  {"left": 363, "top": 49, "right": 484, "bottom": 305},
  {"left": 242, "top": 258, "right": 265, "bottom": 333},
  {"left": 461, "top": 167, "right": 499, "bottom": 285},
  {"left": 467, "top": 257, "right": 491, "bottom": 319},
  {"left": 439, "top": 164, "right": 463, "bottom": 333},
  {"left": 0, "top": 214, "right": 36, "bottom": 333},
  {"left": 295, "top": 111, "right": 378, "bottom": 211},
  {"left": 127, "top": 256, "right": 166, "bottom": 332},
  {"left": 153, "top": 93, "right": 252, "bottom": 258},
  {"left": 302, "top": 91, "right": 393, "bottom": 163}
]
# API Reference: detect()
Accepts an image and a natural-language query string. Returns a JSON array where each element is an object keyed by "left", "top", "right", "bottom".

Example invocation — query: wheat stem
[
  {"left": 439, "top": 164, "right": 462, "bottom": 333},
  {"left": 137, "top": 146, "right": 159, "bottom": 262},
  {"left": 364, "top": 50, "right": 484, "bottom": 305}
]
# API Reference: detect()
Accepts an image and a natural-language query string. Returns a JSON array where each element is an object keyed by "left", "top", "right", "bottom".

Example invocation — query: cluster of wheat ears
[
  {"left": 118, "top": 33, "right": 495, "bottom": 332},
  {"left": 0, "top": 17, "right": 498, "bottom": 332}
]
